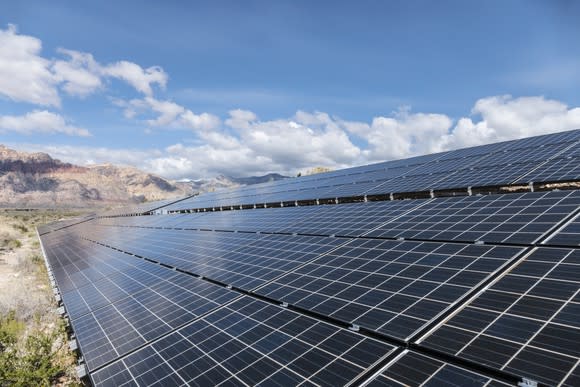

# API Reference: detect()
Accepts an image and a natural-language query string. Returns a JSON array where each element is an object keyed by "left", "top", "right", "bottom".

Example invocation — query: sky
[{"left": 1, "top": 0, "right": 580, "bottom": 179}]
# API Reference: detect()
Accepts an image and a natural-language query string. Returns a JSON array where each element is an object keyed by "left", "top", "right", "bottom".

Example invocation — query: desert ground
[{"left": 0, "top": 209, "right": 86, "bottom": 386}]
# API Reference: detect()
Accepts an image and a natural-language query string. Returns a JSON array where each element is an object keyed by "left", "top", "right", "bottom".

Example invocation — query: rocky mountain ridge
[
  {"left": 0, "top": 145, "right": 193, "bottom": 208},
  {"left": 0, "top": 145, "right": 290, "bottom": 208}
]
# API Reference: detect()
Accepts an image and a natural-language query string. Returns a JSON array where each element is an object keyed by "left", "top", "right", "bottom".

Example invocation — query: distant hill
[{"left": 0, "top": 145, "right": 194, "bottom": 208}]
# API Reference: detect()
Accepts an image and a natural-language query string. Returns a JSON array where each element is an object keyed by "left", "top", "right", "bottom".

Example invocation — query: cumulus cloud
[
  {"left": 120, "top": 96, "right": 221, "bottom": 131},
  {"left": 439, "top": 95, "right": 580, "bottom": 149},
  {"left": 15, "top": 95, "right": 580, "bottom": 179},
  {"left": 141, "top": 97, "right": 185, "bottom": 126},
  {"left": 52, "top": 49, "right": 102, "bottom": 97},
  {"left": 342, "top": 107, "right": 453, "bottom": 160},
  {"left": 0, "top": 25, "right": 60, "bottom": 106},
  {"left": 0, "top": 110, "right": 90, "bottom": 136},
  {"left": 101, "top": 61, "right": 167, "bottom": 96},
  {"left": 0, "top": 25, "right": 168, "bottom": 108},
  {"left": 225, "top": 109, "right": 258, "bottom": 130}
]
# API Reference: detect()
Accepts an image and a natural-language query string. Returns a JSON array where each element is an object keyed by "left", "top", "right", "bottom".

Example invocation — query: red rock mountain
[{"left": 0, "top": 145, "right": 193, "bottom": 208}]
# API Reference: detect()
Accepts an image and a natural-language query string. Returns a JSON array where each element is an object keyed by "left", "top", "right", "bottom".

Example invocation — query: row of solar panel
[
  {"left": 95, "top": 197, "right": 192, "bottom": 218},
  {"left": 42, "top": 229, "right": 516, "bottom": 386},
  {"left": 37, "top": 130, "right": 580, "bottom": 386},
  {"left": 41, "top": 214, "right": 579, "bottom": 386},
  {"left": 91, "top": 190, "right": 580, "bottom": 247},
  {"left": 37, "top": 213, "right": 96, "bottom": 235},
  {"left": 151, "top": 130, "right": 580, "bottom": 213}
]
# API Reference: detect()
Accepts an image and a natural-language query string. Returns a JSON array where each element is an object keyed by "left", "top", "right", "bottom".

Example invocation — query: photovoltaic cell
[
  {"left": 544, "top": 213, "right": 580, "bottom": 247},
  {"left": 37, "top": 129, "right": 580, "bottom": 386},
  {"left": 256, "top": 239, "right": 523, "bottom": 340},
  {"left": 77, "top": 227, "right": 348, "bottom": 290},
  {"left": 420, "top": 247, "right": 580, "bottom": 386},
  {"left": 91, "top": 297, "right": 396, "bottom": 387},
  {"left": 365, "top": 351, "right": 510, "bottom": 386},
  {"left": 365, "top": 190, "right": 580, "bottom": 244}
]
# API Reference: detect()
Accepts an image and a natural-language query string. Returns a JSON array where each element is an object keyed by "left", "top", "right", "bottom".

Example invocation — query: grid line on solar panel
[
  {"left": 90, "top": 198, "right": 433, "bottom": 240},
  {"left": 419, "top": 247, "right": 580, "bottom": 386},
  {"left": 40, "top": 233, "right": 244, "bottom": 372},
  {"left": 364, "top": 190, "right": 580, "bottom": 245},
  {"left": 362, "top": 350, "right": 512, "bottom": 387},
  {"left": 542, "top": 209, "right": 580, "bottom": 247},
  {"left": 91, "top": 296, "right": 397, "bottom": 387},
  {"left": 79, "top": 229, "right": 352, "bottom": 291},
  {"left": 254, "top": 238, "right": 524, "bottom": 340},
  {"left": 86, "top": 190, "right": 579, "bottom": 251}
]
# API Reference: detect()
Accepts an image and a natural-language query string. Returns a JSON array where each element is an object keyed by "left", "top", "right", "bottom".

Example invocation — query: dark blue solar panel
[
  {"left": 38, "top": 128, "right": 580, "bottom": 386},
  {"left": 156, "top": 129, "right": 579, "bottom": 211},
  {"left": 256, "top": 239, "right": 523, "bottom": 340},
  {"left": 91, "top": 297, "right": 396, "bottom": 386},
  {"left": 367, "top": 351, "right": 511, "bottom": 386},
  {"left": 420, "top": 247, "right": 580, "bottom": 386},
  {"left": 366, "top": 190, "right": 580, "bottom": 244}
]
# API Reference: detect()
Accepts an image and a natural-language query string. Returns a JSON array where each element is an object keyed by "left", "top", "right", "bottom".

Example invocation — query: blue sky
[{"left": 1, "top": 1, "right": 579, "bottom": 179}]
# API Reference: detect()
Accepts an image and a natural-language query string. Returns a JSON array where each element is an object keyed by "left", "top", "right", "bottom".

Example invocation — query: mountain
[
  {"left": 0, "top": 145, "right": 194, "bottom": 208},
  {"left": 182, "top": 173, "right": 290, "bottom": 193}
]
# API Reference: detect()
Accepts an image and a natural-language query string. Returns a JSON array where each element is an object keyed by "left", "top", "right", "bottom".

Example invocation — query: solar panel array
[
  {"left": 38, "top": 129, "right": 580, "bottom": 386},
  {"left": 153, "top": 129, "right": 579, "bottom": 213}
]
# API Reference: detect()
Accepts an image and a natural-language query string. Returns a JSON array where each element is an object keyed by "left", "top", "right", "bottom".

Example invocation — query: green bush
[
  {"left": 0, "top": 312, "right": 64, "bottom": 387},
  {"left": 12, "top": 224, "right": 28, "bottom": 234}
]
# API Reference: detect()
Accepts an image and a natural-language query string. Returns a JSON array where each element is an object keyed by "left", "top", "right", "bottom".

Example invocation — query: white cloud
[
  {"left": 225, "top": 109, "right": 258, "bottom": 130},
  {"left": 0, "top": 110, "right": 90, "bottom": 136},
  {"left": 52, "top": 49, "right": 102, "bottom": 97},
  {"left": 180, "top": 111, "right": 221, "bottom": 132},
  {"left": 0, "top": 25, "right": 60, "bottom": 106},
  {"left": 120, "top": 96, "right": 221, "bottom": 132},
  {"left": 342, "top": 107, "right": 452, "bottom": 160},
  {"left": 102, "top": 61, "right": 167, "bottom": 96},
  {"left": 9, "top": 143, "right": 159, "bottom": 167},
  {"left": 0, "top": 25, "right": 168, "bottom": 110},
  {"left": 439, "top": 95, "right": 580, "bottom": 149},
  {"left": 142, "top": 97, "right": 185, "bottom": 126}
]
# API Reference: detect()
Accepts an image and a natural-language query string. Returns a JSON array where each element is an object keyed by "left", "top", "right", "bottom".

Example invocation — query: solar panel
[
  {"left": 38, "top": 129, "right": 580, "bottom": 386},
  {"left": 91, "top": 297, "right": 396, "bottom": 386},
  {"left": 255, "top": 239, "right": 523, "bottom": 340},
  {"left": 364, "top": 350, "right": 511, "bottom": 386},
  {"left": 92, "top": 191, "right": 578, "bottom": 247},
  {"left": 418, "top": 247, "right": 580, "bottom": 386},
  {"left": 77, "top": 228, "right": 347, "bottom": 290},
  {"left": 157, "top": 130, "right": 579, "bottom": 212},
  {"left": 365, "top": 190, "right": 580, "bottom": 244},
  {"left": 543, "top": 212, "right": 580, "bottom": 247}
]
